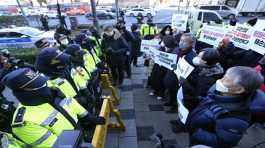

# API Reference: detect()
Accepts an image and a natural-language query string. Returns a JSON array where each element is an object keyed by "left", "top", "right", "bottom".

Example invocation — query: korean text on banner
[
  {"left": 171, "top": 14, "right": 188, "bottom": 31},
  {"left": 198, "top": 25, "right": 229, "bottom": 46},
  {"left": 226, "top": 24, "right": 253, "bottom": 50},
  {"left": 140, "top": 39, "right": 160, "bottom": 54},
  {"left": 249, "top": 30, "right": 265, "bottom": 55},
  {"left": 174, "top": 57, "right": 194, "bottom": 80},
  {"left": 155, "top": 50, "right": 177, "bottom": 70}
]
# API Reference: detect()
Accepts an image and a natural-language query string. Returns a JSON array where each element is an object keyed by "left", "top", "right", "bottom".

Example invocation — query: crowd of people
[
  {"left": 141, "top": 18, "right": 265, "bottom": 147},
  {"left": 0, "top": 15, "right": 265, "bottom": 147}
]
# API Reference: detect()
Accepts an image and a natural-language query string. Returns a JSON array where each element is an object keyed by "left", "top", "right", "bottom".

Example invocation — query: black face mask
[{"left": 71, "top": 51, "right": 84, "bottom": 66}]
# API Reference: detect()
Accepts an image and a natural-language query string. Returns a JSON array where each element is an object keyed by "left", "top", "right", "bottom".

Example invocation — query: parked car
[
  {"left": 199, "top": 5, "right": 238, "bottom": 18},
  {"left": 86, "top": 10, "right": 115, "bottom": 20},
  {"left": 66, "top": 8, "right": 86, "bottom": 16},
  {"left": 125, "top": 8, "right": 156, "bottom": 17},
  {"left": 0, "top": 27, "right": 56, "bottom": 49}
]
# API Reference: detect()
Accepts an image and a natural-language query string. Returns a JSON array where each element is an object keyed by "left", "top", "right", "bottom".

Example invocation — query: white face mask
[
  {"left": 165, "top": 30, "right": 170, "bottom": 35},
  {"left": 215, "top": 79, "right": 229, "bottom": 93},
  {"left": 160, "top": 42, "right": 165, "bottom": 47},
  {"left": 61, "top": 38, "right": 69, "bottom": 45}
]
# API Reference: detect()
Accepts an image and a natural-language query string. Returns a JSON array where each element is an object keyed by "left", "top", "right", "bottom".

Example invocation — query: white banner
[
  {"left": 226, "top": 24, "right": 253, "bottom": 50},
  {"left": 155, "top": 50, "right": 177, "bottom": 70},
  {"left": 171, "top": 14, "right": 188, "bottom": 31},
  {"left": 174, "top": 57, "right": 195, "bottom": 80},
  {"left": 199, "top": 25, "right": 230, "bottom": 47},
  {"left": 140, "top": 39, "right": 160, "bottom": 54},
  {"left": 249, "top": 30, "right": 265, "bottom": 55},
  {"left": 177, "top": 87, "right": 189, "bottom": 124}
]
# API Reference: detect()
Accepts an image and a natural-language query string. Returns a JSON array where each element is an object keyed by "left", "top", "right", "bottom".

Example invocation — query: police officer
[
  {"left": 65, "top": 44, "right": 103, "bottom": 113},
  {"left": 2, "top": 68, "right": 105, "bottom": 147},
  {"left": 140, "top": 18, "right": 158, "bottom": 40},
  {"left": 0, "top": 131, "right": 24, "bottom": 148},
  {"left": 35, "top": 47, "right": 96, "bottom": 113}
]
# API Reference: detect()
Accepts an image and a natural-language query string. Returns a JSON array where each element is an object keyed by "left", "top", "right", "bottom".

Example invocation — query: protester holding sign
[
  {"left": 149, "top": 35, "right": 177, "bottom": 100},
  {"left": 159, "top": 25, "right": 173, "bottom": 39}
]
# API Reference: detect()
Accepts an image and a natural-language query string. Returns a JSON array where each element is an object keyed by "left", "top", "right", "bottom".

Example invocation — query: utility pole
[
  {"left": 16, "top": 0, "right": 29, "bottom": 25},
  {"left": 90, "top": 0, "right": 100, "bottom": 31},
  {"left": 115, "top": 0, "right": 119, "bottom": 22}
]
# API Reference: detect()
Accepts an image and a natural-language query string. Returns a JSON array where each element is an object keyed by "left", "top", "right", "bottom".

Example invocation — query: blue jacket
[
  {"left": 187, "top": 88, "right": 251, "bottom": 147},
  {"left": 208, "top": 85, "right": 265, "bottom": 123}
]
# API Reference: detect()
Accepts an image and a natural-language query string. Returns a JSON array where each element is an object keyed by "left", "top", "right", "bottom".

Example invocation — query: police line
[
  {"left": 141, "top": 40, "right": 194, "bottom": 80},
  {"left": 198, "top": 23, "right": 265, "bottom": 55}
]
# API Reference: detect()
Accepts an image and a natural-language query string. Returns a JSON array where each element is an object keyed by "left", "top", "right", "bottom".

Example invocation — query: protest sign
[
  {"left": 177, "top": 87, "right": 189, "bottom": 124},
  {"left": 140, "top": 39, "right": 160, "bottom": 54},
  {"left": 171, "top": 14, "right": 188, "bottom": 31},
  {"left": 198, "top": 25, "right": 229, "bottom": 46},
  {"left": 155, "top": 50, "right": 177, "bottom": 70},
  {"left": 174, "top": 57, "right": 194, "bottom": 79},
  {"left": 226, "top": 24, "right": 253, "bottom": 50},
  {"left": 249, "top": 30, "right": 265, "bottom": 55}
]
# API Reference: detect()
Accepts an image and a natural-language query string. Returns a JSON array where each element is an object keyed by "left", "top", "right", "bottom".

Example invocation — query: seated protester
[
  {"left": 165, "top": 33, "right": 197, "bottom": 113},
  {"left": 2, "top": 68, "right": 105, "bottom": 147},
  {"left": 183, "top": 48, "right": 224, "bottom": 111},
  {"left": 186, "top": 66, "right": 263, "bottom": 147},
  {"left": 255, "top": 55, "right": 265, "bottom": 92},
  {"left": 217, "top": 38, "right": 239, "bottom": 71},
  {"left": 149, "top": 35, "right": 176, "bottom": 100}
]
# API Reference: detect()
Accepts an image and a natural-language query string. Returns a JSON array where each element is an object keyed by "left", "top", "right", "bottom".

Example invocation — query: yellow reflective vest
[
  {"left": 0, "top": 131, "right": 24, "bottom": 148},
  {"left": 71, "top": 66, "right": 91, "bottom": 90},
  {"left": 140, "top": 23, "right": 158, "bottom": 37},
  {"left": 47, "top": 78, "right": 77, "bottom": 98},
  {"left": 11, "top": 98, "right": 87, "bottom": 147}
]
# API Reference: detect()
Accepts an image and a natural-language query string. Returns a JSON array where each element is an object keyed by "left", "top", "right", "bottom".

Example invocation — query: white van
[
  {"left": 199, "top": 5, "right": 238, "bottom": 18},
  {"left": 187, "top": 9, "right": 224, "bottom": 34}
]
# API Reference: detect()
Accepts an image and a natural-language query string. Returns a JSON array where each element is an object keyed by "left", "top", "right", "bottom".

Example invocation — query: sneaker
[
  {"left": 157, "top": 96, "right": 163, "bottom": 100},
  {"left": 149, "top": 92, "right": 155, "bottom": 96}
]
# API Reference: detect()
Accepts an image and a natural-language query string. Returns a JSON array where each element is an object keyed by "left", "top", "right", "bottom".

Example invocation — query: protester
[
  {"left": 101, "top": 26, "right": 129, "bottom": 86},
  {"left": 164, "top": 33, "right": 197, "bottom": 113},
  {"left": 130, "top": 24, "right": 141, "bottom": 66},
  {"left": 150, "top": 35, "right": 176, "bottom": 100},
  {"left": 186, "top": 66, "right": 264, "bottom": 147},
  {"left": 40, "top": 14, "right": 49, "bottom": 31},
  {"left": 255, "top": 55, "right": 265, "bottom": 92},
  {"left": 116, "top": 20, "right": 134, "bottom": 78},
  {"left": 229, "top": 15, "right": 237, "bottom": 26},
  {"left": 159, "top": 25, "right": 173, "bottom": 39}
]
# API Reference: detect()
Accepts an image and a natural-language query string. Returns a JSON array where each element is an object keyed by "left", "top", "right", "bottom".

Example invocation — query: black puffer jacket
[{"left": 101, "top": 29, "right": 129, "bottom": 66}]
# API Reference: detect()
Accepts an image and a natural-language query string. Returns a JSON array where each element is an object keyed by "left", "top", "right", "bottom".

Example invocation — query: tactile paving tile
[
  {"left": 148, "top": 104, "right": 164, "bottom": 111},
  {"left": 136, "top": 126, "right": 155, "bottom": 141}
]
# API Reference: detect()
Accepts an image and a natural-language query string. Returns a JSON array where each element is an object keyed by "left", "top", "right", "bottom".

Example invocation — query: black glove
[
  {"left": 80, "top": 114, "right": 106, "bottom": 126},
  {"left": 50, "top": 87, "right": 66, "bottom": 99}
]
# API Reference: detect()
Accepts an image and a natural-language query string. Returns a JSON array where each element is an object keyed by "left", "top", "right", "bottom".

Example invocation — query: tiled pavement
[
  {"left": 105, "top": 58, "right": 189, "bottom": 148},
  {"left": 105, "top": 58, "right": 265, "bottom": 148}
]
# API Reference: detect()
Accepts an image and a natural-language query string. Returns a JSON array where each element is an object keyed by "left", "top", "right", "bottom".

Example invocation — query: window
[
  {"left": 8, "top": 32, "right": 24, "bottom": 38},
  {"left": 200, "top": 6, "right": 220, "bottom": 10},
  {"left": 203, "top": 12, "right": 221, "bottom": 23},
  {"left": 198, "top": 12, "right": 202, "bottom": 20},
  {"left": 222, "top": 6, "right": 230, "bottom": 10},
  {"left": 0, "top": 32, "right": 8, "bottom": 38}
]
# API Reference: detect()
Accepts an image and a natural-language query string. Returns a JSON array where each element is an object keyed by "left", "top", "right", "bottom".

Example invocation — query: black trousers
[
  {"left": 124, "top": 56, "right": 131, "bottom": 77},
  {"left": 130, "top": 54, "right": 138, "bottom": 66},
  {"left": 110, "top": 64, "right": 124, "bottom": 84},
  {"left": 168, "top": 87, "right": 178, "bottom": 107}
]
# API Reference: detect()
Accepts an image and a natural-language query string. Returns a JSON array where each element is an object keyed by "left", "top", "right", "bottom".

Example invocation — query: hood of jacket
[{"left": 198, "top": 63, "right": 224, "bottom": 77}]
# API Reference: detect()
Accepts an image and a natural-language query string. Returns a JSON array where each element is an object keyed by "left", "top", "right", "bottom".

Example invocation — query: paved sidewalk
[{"left": 105, "top": 58, "right": 189, "bottom": 148}]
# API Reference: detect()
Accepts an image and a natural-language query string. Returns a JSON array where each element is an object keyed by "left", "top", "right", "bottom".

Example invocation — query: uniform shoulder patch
[{"left": 12, "top": 107, "right": 26, "bottom": 128}]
